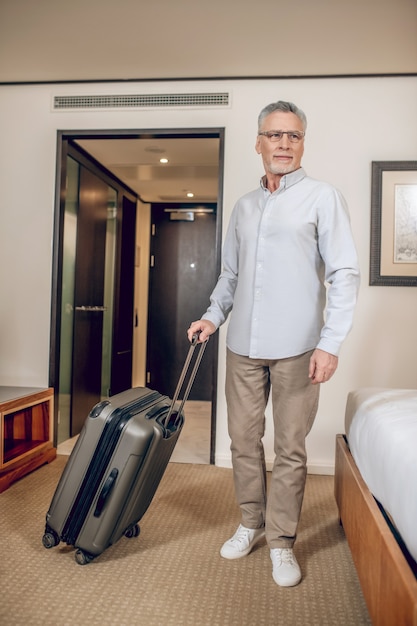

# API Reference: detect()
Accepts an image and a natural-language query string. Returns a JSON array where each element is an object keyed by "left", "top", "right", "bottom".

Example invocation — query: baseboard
[
  {"left": 307, "top": 463, "right": 334, "bottom": 476},
  {"left": 214, "top": 454, "right": 335, "bottom": 476},
  {"left": 214, "top": 454, "right": 233, "bottom": 469}
]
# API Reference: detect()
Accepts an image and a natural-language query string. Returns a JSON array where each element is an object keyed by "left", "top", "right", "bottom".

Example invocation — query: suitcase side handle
[
  {"left": 94, "top": 468, "right": 119, "bottom": 517},
  {"left": 163, "top": 333, "right": 208, "bottom": 429}
]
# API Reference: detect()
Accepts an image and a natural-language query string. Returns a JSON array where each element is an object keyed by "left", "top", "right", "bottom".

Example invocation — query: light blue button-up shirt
[{"left": 202, "top": 168, "right": 360, "bottom": 359}]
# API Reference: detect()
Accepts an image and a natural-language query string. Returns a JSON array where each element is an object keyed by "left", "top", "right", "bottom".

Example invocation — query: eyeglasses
[{"left": 258, "top": 130, "right": 305, "bottom": 143}]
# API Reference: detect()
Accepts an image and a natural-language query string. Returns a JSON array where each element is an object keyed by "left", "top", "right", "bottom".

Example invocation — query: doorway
[{"left": 50, "top": 128, "right": 224, "bottom": 464}]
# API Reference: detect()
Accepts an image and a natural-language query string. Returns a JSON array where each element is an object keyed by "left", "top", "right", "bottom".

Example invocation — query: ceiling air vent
[{"left": 53, "top": 92, "right": 230, "bottom": 111}]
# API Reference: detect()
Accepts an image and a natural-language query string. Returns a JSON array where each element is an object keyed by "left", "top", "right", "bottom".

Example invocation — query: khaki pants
[{"left": 225, "top": 348, "right": 320, "bottom": 549}]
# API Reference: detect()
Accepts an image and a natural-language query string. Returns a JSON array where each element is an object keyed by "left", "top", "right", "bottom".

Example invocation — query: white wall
[{"left": 1, "top": 77, "right": 416, "bottom": 473}]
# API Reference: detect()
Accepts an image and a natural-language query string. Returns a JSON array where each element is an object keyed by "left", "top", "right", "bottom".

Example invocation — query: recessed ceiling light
[
  {"left": 186, "top": 192, "right": 194, "bottom": 198},
  {"left": 160, "top": 157, "right": 169, "bottom": 164}
]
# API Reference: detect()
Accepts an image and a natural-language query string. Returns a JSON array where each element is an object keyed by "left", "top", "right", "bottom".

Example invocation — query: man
[{"left": 187, "top": 100, "right": 360, "bottom": 587}]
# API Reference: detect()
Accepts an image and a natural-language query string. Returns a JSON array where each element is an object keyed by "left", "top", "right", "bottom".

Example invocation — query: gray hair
[{"left": 258, "top": 100, "right": 307, "bottom": 132}]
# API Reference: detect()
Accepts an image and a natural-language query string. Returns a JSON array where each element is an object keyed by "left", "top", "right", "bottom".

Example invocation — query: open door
[
  {"left": 56, "top": 143, "right": 137, "bottom": 440},
  {"left": 70, "top": 166, "right": 109, "bottom": 434}
]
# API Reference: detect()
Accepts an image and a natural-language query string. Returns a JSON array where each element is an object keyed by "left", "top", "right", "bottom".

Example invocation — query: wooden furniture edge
[
  {"left": 0, "top": 387, "right": 54, "bottom": 414},
  {"left": 0, "top": 443, "right": 56, "bottom": 493},
  {"left": 0, "top": 388, "right": 56, "bottom": 492},
  {"left": 334, "top": 434, "right": 417, "bottom": 626}
]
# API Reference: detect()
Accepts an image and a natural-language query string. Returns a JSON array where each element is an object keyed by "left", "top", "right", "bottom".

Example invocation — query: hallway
[{"left": 57, "top": 400, "right": 211, "bottom": 464}]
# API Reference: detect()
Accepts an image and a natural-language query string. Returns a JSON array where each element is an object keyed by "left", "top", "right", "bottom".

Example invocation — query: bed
[{"left": 334, "top": 387, "right": 417, "bottom": 626}]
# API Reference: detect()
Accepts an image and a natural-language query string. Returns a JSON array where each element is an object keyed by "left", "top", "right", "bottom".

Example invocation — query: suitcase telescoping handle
[{"left": 164, "top": 333, "right": 208, "bottom": 429}]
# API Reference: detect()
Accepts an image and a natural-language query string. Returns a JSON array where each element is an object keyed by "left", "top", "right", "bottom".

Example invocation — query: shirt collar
[{"left": 260, "top": 167, "right": 306, "bottom": 192}]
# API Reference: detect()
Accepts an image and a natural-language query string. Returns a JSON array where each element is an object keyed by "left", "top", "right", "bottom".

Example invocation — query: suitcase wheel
[
  {"left": 124, "top": 523, "right": 140, "bottom": 539},
  {"left": 74, "top": 549, "right": 94, "bottom": 566},
  {"left": 42, "top": 529, "right": 60, "bottom": 549}
]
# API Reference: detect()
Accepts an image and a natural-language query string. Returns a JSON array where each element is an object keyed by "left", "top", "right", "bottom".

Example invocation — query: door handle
[{"left": 75, "top": 305, "right": 107, "bottom": 312}]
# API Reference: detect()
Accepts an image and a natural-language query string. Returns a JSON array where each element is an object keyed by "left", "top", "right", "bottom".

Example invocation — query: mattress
[{"left": 345, "top": 387, "right": 417, "bottom": 564}]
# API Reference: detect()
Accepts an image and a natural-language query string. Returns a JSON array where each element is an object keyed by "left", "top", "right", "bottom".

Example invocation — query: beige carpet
[{"left": 0, "top": 457, "right": 370, "bottom": 626}]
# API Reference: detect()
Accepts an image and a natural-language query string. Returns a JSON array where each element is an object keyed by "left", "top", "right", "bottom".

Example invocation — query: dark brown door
[
  {"left": 146, "top": 205, "right": 217, "bottom": 401},
  {"left": 110, "top": 195, "right": 136, "bottom": 395},
  {"left": 71, "top": 167, "right": 108, "bottom": 435}
]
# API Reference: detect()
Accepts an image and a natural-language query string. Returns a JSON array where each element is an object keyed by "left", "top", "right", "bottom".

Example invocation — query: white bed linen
[{"left": 345, "top": 387, "right": 417, "bottom": 563}]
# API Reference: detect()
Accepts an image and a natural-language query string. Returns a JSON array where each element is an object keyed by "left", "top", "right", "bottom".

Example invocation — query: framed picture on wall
[{"left": 370, "top": 161, "right": 417, "bottom": 286}]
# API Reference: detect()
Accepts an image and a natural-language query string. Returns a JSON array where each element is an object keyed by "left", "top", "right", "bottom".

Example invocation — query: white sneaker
[
  {"left": 270, "top": 548, "right": 302, "bottom": 587},
  {"left": 220, "top": 524, "right": 265, "bottom": 560}
]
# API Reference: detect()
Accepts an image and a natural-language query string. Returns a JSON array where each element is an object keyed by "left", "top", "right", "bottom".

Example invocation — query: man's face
[{"left": 255, "top": 111, "right": 305, "bottom": 177}]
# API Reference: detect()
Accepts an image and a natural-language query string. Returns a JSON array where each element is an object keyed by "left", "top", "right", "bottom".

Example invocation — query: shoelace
[
  {"left": 231, "top": 526, "right": 252, "bottom": 545},
  {"left": 271, "top": 548, "right": 295, "bottom": 565}
]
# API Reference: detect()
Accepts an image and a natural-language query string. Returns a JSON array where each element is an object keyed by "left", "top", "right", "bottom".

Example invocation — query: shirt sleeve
[
  {"left": 315, "top": 187, "right": 360, "bottom": 356},
  {"left": 201, "top": 204, "right": 239, "bottom": 329}
]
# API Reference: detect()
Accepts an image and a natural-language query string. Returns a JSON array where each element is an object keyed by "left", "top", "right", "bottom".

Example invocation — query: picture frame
[{"left": 370, "top": 161, "right": 417, "bottom": 286}]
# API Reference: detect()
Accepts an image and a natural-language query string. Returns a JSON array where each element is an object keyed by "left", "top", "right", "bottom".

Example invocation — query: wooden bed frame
[{"left": 334, "top": 434, "right": 417, "bottom": 626}]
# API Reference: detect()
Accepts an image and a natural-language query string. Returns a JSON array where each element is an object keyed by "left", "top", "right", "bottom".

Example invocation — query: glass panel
[{"left": 58, "top": 156, "right": 78, "bottom": 444}]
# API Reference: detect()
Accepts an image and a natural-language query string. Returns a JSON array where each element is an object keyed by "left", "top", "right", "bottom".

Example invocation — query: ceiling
[
  {"left": 2, "top": 0, "right": 416, "bottom": 204},
  {"left": 75, "top": 136, "right": 221, "bottom": 204},
  {"left": 1, "top": 0, "right": 416, "bottom": 83}
]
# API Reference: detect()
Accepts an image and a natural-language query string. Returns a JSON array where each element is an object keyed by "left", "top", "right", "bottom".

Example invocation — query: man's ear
[{"left": 255, "top": 136, "right": 262, "bottom": 154}]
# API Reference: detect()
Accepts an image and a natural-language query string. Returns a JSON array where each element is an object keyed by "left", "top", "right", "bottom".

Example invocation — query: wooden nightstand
[{"left": 0, "top": 387, "right": 56, "bottom": 493}]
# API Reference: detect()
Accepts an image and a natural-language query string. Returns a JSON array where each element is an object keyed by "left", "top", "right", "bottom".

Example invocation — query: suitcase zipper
[{"left": 61, "top": 391, "right": 161, "bottom": 544}]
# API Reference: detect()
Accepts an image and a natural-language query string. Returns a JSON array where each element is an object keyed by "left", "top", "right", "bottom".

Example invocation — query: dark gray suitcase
[{"left": 42, "top": 335, "right": 207, "bottom": 565}]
